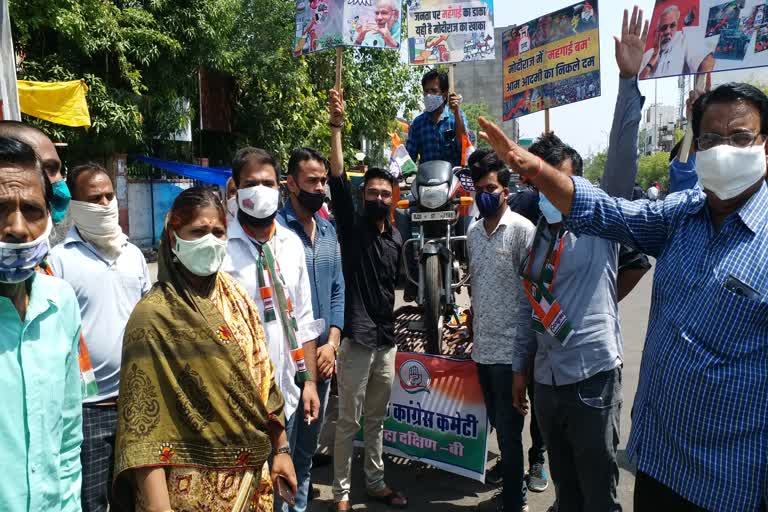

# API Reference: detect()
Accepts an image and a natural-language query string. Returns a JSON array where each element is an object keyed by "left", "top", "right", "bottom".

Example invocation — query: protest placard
[
  {"left": 640, "top": 0, "right": 768, "bottom": 79},
  {"left": 502, "top": 1, "right": 601, "bottom": 121},
  {"left": 406, "top": 0, "right": 495, "bottom": 65},
  {"left": 293, "top": 0, "right": 402, "bottom": 57},
  {"left": 356, "top": 352, "right": 489, "bottom": 482}
]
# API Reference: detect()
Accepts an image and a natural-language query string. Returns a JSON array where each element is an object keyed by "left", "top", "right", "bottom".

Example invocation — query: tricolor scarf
[
  {"left": 243, "top": 224, "right": 311, "bottom": 383},
  {"left": 521, "top": 222, "right": 574, "bottom": 346},
  {"left": 38, "top": 260, "right": 99, "bottom": 398}
]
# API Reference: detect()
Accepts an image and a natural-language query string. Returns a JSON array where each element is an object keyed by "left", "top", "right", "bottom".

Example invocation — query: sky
[{"left": 493, "top": 0, "right": 768, "bottom": 157}]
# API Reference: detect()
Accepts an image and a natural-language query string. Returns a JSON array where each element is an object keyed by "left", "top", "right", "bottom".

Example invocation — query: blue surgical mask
[
  {"left": 0, "top": 218, "right": 52, "bottom": 283},
  {"left": 50, "top": 180, "right": 71, "bottom": 224},
  {"left": 423, "top": 94, "right": 445, "bottom": 113},
  {"left": 538, "top": 193, "right": 562, "bottom": 224},
  {"left": 476, "top": 191, "right": 502, "bottom": 218}
]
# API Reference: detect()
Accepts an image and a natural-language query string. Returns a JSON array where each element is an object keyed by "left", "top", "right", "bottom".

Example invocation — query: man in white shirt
[
  {"left": 47, "top": 163, "right": 151, "bottom": 512},
  {"left": 466, "top": 150, "right": 536, "bottom": 512},
  {"left": 222, "top": 148, "right": 322, "bottom": 509},
  {"left": 640, "top": 5, "right": 714, "bottom": 79}
]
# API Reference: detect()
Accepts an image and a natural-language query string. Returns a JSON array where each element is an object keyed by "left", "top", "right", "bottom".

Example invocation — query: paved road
[
  {"left": 146, "top": 262, "right": 652, "bottom": 511},
  {"left": 308, "top": 272, "right": 653, "bottom": 511}
]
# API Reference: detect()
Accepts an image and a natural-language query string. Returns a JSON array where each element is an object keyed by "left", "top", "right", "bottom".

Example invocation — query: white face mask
[
  {"left": 69, "top": 198, "right": 126, "bottom": 259},
  {"left": 237, "top": 185, "right": 279, "bottom": 219},
  {"left": 696, "top": 144, "right": 767, "bottom": 200},
  {"left": 0, "top": 217, "right": 52, "bottom": 283},
  {"left": 172, "top": 232, "right": 227, "bottom": 277},
  {"left": 423, "top": 94, "right": 445, "bottom": 113}
]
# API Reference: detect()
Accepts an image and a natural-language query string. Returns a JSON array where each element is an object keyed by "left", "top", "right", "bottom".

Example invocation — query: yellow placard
[{"left": 503, "top": 28, "right": 600, "bottom": 98}]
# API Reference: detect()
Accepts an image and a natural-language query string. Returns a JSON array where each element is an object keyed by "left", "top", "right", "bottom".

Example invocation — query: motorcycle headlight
[{"left": 419, "top": 184, "right": 449, "bottom": 209}]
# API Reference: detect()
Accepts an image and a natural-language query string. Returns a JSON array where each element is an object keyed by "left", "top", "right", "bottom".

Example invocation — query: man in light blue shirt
[
  {"left": 48, "top": 163, "right": 151, "bottom": 512},
  {"left": 509, "top": 10, "right": 649, "bottom": 511},
  {"left": 0, "top": 135, "right": 83, "bottom": 511}
]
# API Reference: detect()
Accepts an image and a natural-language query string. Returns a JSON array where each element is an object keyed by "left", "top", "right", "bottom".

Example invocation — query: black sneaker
[
  {"left": 486, "top": 457, "right": 503, "bottom": 486},
  {"left": 526, "top": 462, "right": 549, "bottom": 492}
]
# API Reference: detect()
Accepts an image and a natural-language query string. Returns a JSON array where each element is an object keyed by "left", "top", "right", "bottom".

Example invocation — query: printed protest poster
[
  {"left": 406, "top": 0, "right": 495, "bottom": 65},
  {"left": 502, "top": 1, "right": 600, "bottom": 121},
  {"left": 357, "top": 352, "right": 489, "bottom": 482},
  {"left": 293, "top": 0, "right": 402, "bottom": 56},
  {"left": 640, "top": 0, "right": 768, "bottom": 79}
]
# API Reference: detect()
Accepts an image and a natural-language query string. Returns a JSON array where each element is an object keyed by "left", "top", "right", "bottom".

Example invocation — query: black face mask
[
  {"left": 364, "top": 200, "right": 390, "bottom": 221},
  {"left": 297, "top": 189, "right": 326, "bottom": 213},
  {"left": 237, "top": 208, "right": 276, "bottom": 229}
]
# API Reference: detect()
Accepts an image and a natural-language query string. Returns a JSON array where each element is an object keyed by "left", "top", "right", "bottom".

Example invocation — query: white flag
[{"left": 0, "top": 0, "right": 20, "bottom": 121}]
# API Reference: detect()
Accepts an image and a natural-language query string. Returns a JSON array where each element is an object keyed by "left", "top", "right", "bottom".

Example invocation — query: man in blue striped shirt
[
  {"left": 478, "top": 82, "right": 768, "bottom": 511},
  {"left": 277, "top": 147, "right": 345, "bottom": 512}
]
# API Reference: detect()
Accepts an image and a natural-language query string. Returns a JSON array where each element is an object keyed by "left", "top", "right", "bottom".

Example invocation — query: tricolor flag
[{"left": 389, "top": 131, "right": 417, "bottom": 178}]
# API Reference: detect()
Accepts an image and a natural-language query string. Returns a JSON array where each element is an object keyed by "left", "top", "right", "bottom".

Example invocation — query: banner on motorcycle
[
  {"left": 293, "top": 0, "right": 402, "bottom": 57},
  {"left": 356, "top": 352, "right": 490, "bottom": 482},
  {"left": 502, "top": 0, "right": 601, "bottom": 120},
  {"left": 407, "top": 0, "right": 495, "bottom": 65},
  {"left": 639, "top": 0, "right": 768, "bottom": 80}
]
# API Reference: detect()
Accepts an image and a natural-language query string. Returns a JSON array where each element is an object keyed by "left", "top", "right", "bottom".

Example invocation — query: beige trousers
[{"left": 332, "top": 338, "right": 396, "bottom": 502}]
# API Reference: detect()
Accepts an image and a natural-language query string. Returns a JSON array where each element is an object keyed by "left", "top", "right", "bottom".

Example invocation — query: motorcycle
[{"left": 397, "top": 160, "right": 473, "bottom": 354}]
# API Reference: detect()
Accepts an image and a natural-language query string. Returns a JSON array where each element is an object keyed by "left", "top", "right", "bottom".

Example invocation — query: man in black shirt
[{"left": 328, "top": 89, "right": 407, "bottom": 511}]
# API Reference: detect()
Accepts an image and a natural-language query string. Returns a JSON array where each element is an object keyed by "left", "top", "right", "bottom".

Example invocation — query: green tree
[
  {"left": 583, "top": 150, "right": 607, "bottom": 184},
  {"left": 461, "top": 101, "right": 496, "bottom": 149},
  {"left": 637, "top": 150, "right": 670, "bottom": 190},
  {"left": 10, "top": 0, "right": 422, "bottom": 167}
]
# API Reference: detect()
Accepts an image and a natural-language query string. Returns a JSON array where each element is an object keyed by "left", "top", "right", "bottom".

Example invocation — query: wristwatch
[{"left": 274, "top": 445, "right": 291, "bottom": 456}]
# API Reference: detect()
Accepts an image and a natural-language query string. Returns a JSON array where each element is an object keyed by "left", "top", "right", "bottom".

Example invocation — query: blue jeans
[
  {"left": 278, "top": 378, "right": 332, "bottom": 512},
  {"left": 477, "top": 363, "right": 527, "bottom": 511}
]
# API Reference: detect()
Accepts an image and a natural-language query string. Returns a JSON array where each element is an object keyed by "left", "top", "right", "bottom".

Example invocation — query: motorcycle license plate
[{"left": 411, "top": 211, "right": 457, "bottom": 222}]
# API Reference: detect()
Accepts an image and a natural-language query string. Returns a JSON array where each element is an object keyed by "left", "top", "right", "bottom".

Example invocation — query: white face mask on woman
[
  {"left": 172, "top": 232, "right": 227, "bottom": 277},
  {"left": 696, "top": 144, "right": 767, "bottom": 200}
]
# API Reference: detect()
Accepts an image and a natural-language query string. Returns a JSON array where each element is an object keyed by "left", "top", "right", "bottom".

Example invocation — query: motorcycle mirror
[{"left": 397, "top": 199, "right": 411, "bottom": 209}]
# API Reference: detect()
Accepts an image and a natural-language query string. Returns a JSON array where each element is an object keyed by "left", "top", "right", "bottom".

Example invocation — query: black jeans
[
  {"left": 535, "top": 367, "right": 622, "bottom": 512},
  {"left": 477, "top": 363, "right": 527, "bottom": 510},
  {"left": 634, "top": 472, "right": 708, "bottom": 511},
  {"left": 528, "top": 372, "right": 546, "bottom": 467}
]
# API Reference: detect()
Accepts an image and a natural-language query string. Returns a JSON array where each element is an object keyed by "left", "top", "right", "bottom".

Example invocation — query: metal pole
[{"left": 654, "top": 80, "right": 658, "bottom": 152}]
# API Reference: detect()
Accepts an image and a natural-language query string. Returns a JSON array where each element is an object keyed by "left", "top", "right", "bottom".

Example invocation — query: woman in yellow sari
[{"left": 113, "top": 187, "right": 296, "bottom": 511}]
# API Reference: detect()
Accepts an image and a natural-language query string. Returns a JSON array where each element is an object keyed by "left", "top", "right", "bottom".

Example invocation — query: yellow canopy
[{"left": 17, "top": 79, "right": 91, "bottom": 127}]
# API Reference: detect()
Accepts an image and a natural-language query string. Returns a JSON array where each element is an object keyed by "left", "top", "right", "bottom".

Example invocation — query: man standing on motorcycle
[
  {"left": 401, "top": 70, "right": 470, "bottom": 301},
  {"left": 466, "top": 149, "right": 536, "bottom": 512},
  {"left": 405, "top": 69, "right": 468, "bottom": 167},
  {"left": 327, "top": 89, "right": 408, "bottom": 512}
]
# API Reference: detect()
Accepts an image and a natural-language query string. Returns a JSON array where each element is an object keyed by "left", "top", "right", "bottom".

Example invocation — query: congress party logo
[{"left": 399, "top": 359, "right": 431, "bottom": 394}]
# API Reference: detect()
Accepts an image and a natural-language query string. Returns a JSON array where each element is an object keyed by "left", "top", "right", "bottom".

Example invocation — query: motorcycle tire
[{"left": 424, "top": 254, "right": 444, "bottom": 355}]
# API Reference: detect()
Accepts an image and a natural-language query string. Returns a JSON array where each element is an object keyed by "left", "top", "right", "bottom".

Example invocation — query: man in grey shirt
[
  {"left": 48, "top": 163, "right": 151, "bottom": 512},
  {"left": 510, "top": 9, "right": 650, "bottom": 512}
]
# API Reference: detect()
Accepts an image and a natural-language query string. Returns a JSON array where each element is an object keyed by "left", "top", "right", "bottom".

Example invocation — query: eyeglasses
[{"left": 696, "top": 132, "right": 766, "bottom": 151}]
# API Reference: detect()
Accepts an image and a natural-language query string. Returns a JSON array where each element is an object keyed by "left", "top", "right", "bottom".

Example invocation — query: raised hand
[
  {"left": 330, "top": 88, "right": 344, "bottom": 127},
  {"left": 615, "top": 6, "right": 650, "bottom": 78},
  {"left": 478, "top": 117, "right": 541, "bottom": 178}
]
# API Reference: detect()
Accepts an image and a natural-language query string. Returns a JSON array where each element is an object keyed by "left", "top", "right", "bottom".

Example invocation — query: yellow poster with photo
[{"left": 502, "top": 1, "right": 601, "bottom": 120}]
